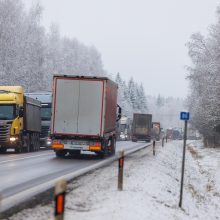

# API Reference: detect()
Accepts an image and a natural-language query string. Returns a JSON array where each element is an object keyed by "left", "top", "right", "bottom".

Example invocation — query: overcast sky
[{"left": 25, "top": 0, "right": 220, "bottom": 98}]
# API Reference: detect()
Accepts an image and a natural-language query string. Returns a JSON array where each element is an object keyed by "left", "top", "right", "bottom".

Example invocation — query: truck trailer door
[
  {"left": 53, "top": 79, "right": 79, "bottom": 134},
  {"left": 77, "top": 80, "right": 103, "bottom": 136}
]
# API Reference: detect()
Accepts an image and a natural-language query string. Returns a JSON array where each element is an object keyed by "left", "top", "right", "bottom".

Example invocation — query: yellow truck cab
[{"left": 0, "top": 86, "right": 41, "bottom": 153}]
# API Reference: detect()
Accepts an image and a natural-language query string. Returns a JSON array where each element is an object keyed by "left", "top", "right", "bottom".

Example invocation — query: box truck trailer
[
  {"left": 50, "top": 75, "right": 121, "bottom": 158},
  {"left": 132, "top": 113, "right": 152, "bottom": 142},
  {"left": 25, "top": 92, "right": 52, "bottom": 147}
]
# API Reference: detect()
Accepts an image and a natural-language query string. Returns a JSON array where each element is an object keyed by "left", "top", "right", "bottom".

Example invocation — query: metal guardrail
[{"left": 0, "top": 142, "right": 152, "bottom": 215}]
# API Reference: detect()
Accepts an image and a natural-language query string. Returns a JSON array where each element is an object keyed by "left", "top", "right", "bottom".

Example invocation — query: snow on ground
[{"left": 6, "top": 140, "right": 220, "bottom": 220}]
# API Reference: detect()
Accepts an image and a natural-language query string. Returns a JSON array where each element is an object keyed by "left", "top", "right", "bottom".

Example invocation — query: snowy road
[
  {"left": 0, "top": 141, "right": 149, "bottom": 199},
  {"left": 6, "top": 140, "right": 220, "bottom": 220}
]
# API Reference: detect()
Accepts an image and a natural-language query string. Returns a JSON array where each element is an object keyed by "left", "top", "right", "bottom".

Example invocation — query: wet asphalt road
[{"left": 0, "top": 141, "right": 148, "bottom": 198}]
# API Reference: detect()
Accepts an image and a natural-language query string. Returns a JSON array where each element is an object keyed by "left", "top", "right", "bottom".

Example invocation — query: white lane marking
[
  {"left": 0, "top": 152, "right": 54, "bottom": 165},
  {"left": 0, "top": 142, "right": 145, "bottom": 165}
]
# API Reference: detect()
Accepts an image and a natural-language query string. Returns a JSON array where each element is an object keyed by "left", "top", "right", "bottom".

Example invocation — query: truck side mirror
[
  {"left": 19, "top": 107, "right": 24, "bottom": 117},
  {"left": 116, "top": 104, "right": 122, "bottom": 122}
]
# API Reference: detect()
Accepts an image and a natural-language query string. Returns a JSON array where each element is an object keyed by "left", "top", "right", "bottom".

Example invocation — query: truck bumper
[
  {"left": 0, "top": 141, "right": 19, "bottom": 149},
  {"left": 132, "top": 135, "right": 151, "bottom": 142},
  {"left": 51, "top": 140, "right": 101, "bottom": 152}
]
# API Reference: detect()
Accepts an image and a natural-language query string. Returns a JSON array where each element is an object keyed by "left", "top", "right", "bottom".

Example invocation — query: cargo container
[
  {"left": 132, "top": 113, "right": 152, "bottom": 142},
  {"left": 166, "top": 128, "right": 173, "bottom": 139},
  {"left": 25, "top": 92, "right": 52, "bottom": 147},
  {"left": 151, "top": 122, "right": 161, "bottom": 141},
  {"left": 0, "top": 86, "right": 41, "bottom": 153},
  {"left": 51, "top": 75, "right": 121, "bottom": 158}
]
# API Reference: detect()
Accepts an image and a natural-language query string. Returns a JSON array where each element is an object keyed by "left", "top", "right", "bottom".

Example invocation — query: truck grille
[
  {"left": 0, "top": 124, "right": 11, "bottom": 142},
  {"left": 41, "top": 125, "right": 50, "bottom": 138}
]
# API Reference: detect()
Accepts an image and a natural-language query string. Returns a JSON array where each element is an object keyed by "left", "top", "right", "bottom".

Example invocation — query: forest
[
  {"left": 187, "top": 6, "right": 220, "bottom": 146},
  {"left": 0, "top": 0, "right": 184, "bottom": 130}
]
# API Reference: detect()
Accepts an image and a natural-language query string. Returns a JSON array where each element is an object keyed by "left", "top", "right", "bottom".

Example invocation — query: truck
[
  {"left": 117, "top": 116, "right": 132, "bottom": 141},
  {"left": 0, "top": 86, "right": 41, "bottom": 153},
  {"left": 50, "top": 75, "right": 121, "bottom": 158},
  {"left": 166, "top": 128, "right": 173, "bottom": 139},
  {"left": 132, "top": 113, "right": 152, "bottom": 142},
  {"left": 172, "top": 128, "right": 183, "bottom": 140},
  {"left": 151, "top": 122, "right": 161, "bottom": 141},
  {"left": 25, "top": 92, "right": 52, "bottom": 147}
]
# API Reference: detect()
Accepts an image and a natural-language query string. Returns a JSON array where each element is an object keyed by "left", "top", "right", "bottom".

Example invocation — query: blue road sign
[{"left": 180, "top": 112, "right": 190, "bottom": 121}]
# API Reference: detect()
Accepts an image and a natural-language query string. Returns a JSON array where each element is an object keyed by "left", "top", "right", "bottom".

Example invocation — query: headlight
[
  {"left": 47, "top": 138, "right": 52, "bottom": 146},
  {"left": 10, "top": 137, "right": 17, "bottom": 142}
]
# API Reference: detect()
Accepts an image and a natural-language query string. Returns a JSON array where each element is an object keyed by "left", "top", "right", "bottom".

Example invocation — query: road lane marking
[
  {"left": 0, "top": 152, "right": 54, "bottom": 165},
  {"left": 0, "top": 142, "right": 146, "bottom": 165}
]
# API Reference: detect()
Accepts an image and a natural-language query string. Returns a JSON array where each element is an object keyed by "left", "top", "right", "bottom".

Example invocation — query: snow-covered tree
[
  {"left": 116, "top": 74, "right": 148, "bottom": 117},
  {"left": 186, "top": 5, "right": 220, "bottom": 146}
]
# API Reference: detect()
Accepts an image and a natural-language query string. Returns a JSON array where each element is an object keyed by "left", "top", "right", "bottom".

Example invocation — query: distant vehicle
[
  {"left": 160, "top": 128, "right": 165, "bottom": 139},
  {"left": 132, "top": 113, "right": 152, "bottom": 142},
  {"left": 0, "top": 86, "right": 41, "bottom": 153},
  {"left": 25, "top": 92, "right": 52, "bottom": 147},
  {"left": 117, "top": 116, "right": 132, "bottom": 141},
  {"left": 172, "top": 129, "right": 183, "bottom": 140},
  {"left": 166, "top": 128, "right": 173, "bottom": 139},
  {"left": 151, "top": 122, "right": 161, "bottom": 141},
  {"left": 187, "top": 128, "right": 201, "bottom": 140},
  {"left": 50, "top": 75, "right": 121, "bottom": 158}
]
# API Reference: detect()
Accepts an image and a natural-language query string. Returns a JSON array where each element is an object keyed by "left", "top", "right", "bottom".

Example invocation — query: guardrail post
[
  {"left": 118, "top": 150, "right": 124, "bottom": 191},
  {"left": 153, "top": 140, "right": 156, "bottom": 156},
  {"left": 55, "top": 179, "right": 67, "bottom": 220},
  {"left": 162, "top": 138, "right": 164, "bottom": 147}
]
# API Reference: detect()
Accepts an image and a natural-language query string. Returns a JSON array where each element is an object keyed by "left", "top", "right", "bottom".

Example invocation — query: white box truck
[{"left": 51, "top": 75, "right": 121, "bottom": 158}]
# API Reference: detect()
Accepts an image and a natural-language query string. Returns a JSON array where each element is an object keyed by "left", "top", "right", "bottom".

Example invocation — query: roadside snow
[{"left": 7, "top": 140, "right": 220, "bottom": 220}]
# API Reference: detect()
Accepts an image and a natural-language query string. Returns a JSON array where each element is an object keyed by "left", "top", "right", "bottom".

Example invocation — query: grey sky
[{"left": 25, "top": 0, "right": 220, "bottom": 98}]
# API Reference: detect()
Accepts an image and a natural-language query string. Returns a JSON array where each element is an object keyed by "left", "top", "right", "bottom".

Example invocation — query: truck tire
[
  {"left": 110, "top": 137, "right": 116, "bottom": 155},
  {"left": 56, "top": 150, "right": 67, "bottom": 158},
  {"left": 0, "top": 147, "right": 7, "bottom": 153},
  {"left": 34, "top": 133, "right": 40, "bottom": 151},
  {"left": 97, "top": 139, "right": 107, "bottom": 159},
  {"left": 15, "top": 147, "right": 22, "bottom": 153},
  {"left": 25, "top": 134, "right": 30, "bottom": 153},
  {"left": 29, "top": 133, "right": 34, "bottom": 152},
  {"left": 69, "top": 150, "right": 80, "bottom": 157}
]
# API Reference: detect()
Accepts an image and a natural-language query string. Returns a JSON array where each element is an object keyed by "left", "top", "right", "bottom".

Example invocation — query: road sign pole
[{"left": 179, "top": 119, "right": 188, "bottom": 208}]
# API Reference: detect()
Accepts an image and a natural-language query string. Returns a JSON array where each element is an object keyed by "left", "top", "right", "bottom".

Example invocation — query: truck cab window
[{"left": 0, "top": 104, "right": 16, "bottom": 120}]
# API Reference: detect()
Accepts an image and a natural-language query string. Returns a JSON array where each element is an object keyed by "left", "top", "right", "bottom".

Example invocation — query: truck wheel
[
  {"left": 69, "top": 150, "right": 80, "bottom": 157},
  {"left": 96, "top": 151, "right": 105, "bottom": 159},
  {"left": 33, "top": 134, "right": 37, "bottom": 151},
  {"left": 110, "top": 137, "right": 116, "bottom": 155},
  {"left": 35, "top": 133, "right": 40, "bottom": 151},
  {"left": 25, "top": 134, "right": 30, "bottom": 153},
  {"left": 56, "top": 150, "right": 67, "bottom": 158},
  {"left": 0, "top": 147, "right": 7, "bottom": 153},
  {"left": 37, "top": 134, "right": 40, "bottom": 151},
  {"left": 29, "top": 134, "right": 33, "bottom": 152},
  {"left": 15, "top": 148, "right": 22, "bottom": 153},
  {"left": 97, "top": 139, "right": 107, "bottom": 159}
]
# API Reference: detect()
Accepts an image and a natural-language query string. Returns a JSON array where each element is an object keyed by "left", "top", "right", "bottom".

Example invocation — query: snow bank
[{"left": 7, "top": 141, "right": 220, "bottom": 220}]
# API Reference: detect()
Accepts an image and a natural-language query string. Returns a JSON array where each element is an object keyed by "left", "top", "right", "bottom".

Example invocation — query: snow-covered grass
[{"left": 7, "top": 140, "right": 220, "bottom": 220}]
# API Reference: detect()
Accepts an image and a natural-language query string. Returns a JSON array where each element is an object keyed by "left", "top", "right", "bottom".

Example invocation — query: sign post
[{"left": 179, "top": 112, "right": 190, "bottom": 208}]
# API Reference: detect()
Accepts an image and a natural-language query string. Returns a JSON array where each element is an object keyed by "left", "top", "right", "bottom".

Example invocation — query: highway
[{"left": 0, "top": 141, "right": 149, "bottom": 200}]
